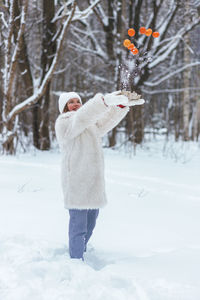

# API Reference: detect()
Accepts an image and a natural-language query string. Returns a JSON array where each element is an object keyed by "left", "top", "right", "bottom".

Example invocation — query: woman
[{"left": 55, "top": 91, "right": 144, "bottom": 260}]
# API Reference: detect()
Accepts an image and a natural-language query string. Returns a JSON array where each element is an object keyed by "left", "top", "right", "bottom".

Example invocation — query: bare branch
[
  {"left": 72, "top": 0, "right": 102, "bottom": 21},
  {"left": 70, "top": 20, "right": 108, "bottom": 62},
  {"left": 0, "top": 11, "right": 8, "bottom": 27},
  {"left": 87, "top": 0, "right": 107, "bottom": 28},
  {"left": 71, "top": 60, "right": 113, "bottom": 84},
  {"left": 52, "top": 0, "right": 102, "bottom": 23},
  {"left": 145, "top": 62, "right": 200, "bottom": 86},
  {"left": 69, "top": 41, "right": 107, "bottom": 62},
  {"left": 149, "top": 15, "right": 200, "bottom": 69},
  {"left": 142, "top": 87, "right": 200, "bottom": 95}
]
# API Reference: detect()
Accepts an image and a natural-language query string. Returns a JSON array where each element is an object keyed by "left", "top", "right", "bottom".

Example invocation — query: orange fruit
[
  {"left": 128, "top": 43, "right": 135, "bottom": 50},
  {"left": 123, "top": 39, "right": 131, "bottom": 47},
  {"left": 152, "top": 31, "right": 160, "bottom": 38},
  {"left": 128, "top": 28, "right": 135, "bottom": 37},
  {"left": 145, "top": 28, "right": 152, "bottom": 36},
  {"left": 131, "top": 48, "right": 139, "bottom": 55},
  {"left": 139, "top": 27, "right": 146, "bottom": 34}
]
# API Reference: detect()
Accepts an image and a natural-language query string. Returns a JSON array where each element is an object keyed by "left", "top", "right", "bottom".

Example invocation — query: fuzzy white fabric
[
  {"left": 55, "top": 93, "right": 129, "bottom": 209},
  {"left": 58, "top": 92, "right": 82, "bottom": 113},
  {"left": 104, "top": 91, "right": 128, "bottom": 106}
]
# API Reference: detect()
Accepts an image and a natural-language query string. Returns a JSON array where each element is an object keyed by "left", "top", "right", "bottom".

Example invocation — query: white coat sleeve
[
  {"left": 55, "top": 93, "right": 109, "bottom": 140},
  {"left": 96, "top": 105, "right": 129, "bottom": 137}
]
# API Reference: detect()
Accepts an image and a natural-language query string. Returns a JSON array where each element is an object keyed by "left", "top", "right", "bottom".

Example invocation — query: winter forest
[
  {"left": 1, "top": 1, "right": 200, "bottom": 300},
  {"left": 0, "top": 0, "right": 200, "bottom": 154}
]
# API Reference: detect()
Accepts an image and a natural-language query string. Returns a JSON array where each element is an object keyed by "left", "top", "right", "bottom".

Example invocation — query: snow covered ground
[{"left": 0, "top": 140, "right": 200, "bottom": 300}]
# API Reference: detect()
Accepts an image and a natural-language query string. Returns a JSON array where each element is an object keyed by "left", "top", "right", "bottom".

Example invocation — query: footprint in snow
[{"left": 84, "top": 250, "right": 115, "bottom": 270}]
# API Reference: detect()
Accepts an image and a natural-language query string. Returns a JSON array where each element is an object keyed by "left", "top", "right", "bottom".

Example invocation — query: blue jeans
[{"left": 68, "top": 209, "right": 99, "bottom": 259}]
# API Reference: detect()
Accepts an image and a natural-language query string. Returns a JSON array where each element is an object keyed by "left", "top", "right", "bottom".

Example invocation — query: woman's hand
[
  {"left": 104, "top": 90, "right": 145, "bottom": 107},
  {"left": 120, "top": 90, "right": 145, "bottom": 106},
  {"left": 127, "top": 98, "right": 145, "bottom": 106},
  {"left": 104, "top": 91, "right": 129, "bottom": 106}
]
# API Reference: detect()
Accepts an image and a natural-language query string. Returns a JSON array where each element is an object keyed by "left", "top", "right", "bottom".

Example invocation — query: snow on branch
[
  {"left": 52, "top": 0, "right": 101, "bottom": 23},
  {"left": 142, "top": 87, "right": 200, "bottom": 94},
  {"left": 69, "top": 41, "right": 107, "bottom": 62},
  {"left": 0, "top": 11, "right": 8, "bottom": 27},
  {"left": 70, "top": 20, "right": 108, "bottom": 62},
  {"left": 69, "top": 24, "right": 87, "bottom": 45},
  {"left": 72, "top": 0, "right": 102, "bottom": 21},
  {"left": 88, "top": 1, "right": 108, "bottom": 28},
  {"left": 51, "top": 1, "right": 74, "bottom": 23},
  {"left": 144, "top": 62, "right": 200, "bottom": 87},
  {"left": 157, "top": 0, "right": 177, "bottom": 34},
  {"left": 71, "top": 60, "right": 113, "bottom": 84},
  {"left": 149, "top": 15, "right": 200, "bottom": 69}
]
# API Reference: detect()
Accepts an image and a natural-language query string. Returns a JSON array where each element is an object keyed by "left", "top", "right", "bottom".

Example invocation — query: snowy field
[{"left": 0, "top": 140, "right": 200, "bottom": 300}]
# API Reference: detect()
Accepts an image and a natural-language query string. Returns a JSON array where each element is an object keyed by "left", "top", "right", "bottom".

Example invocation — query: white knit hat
[{"left": 58, "top": 92, "right": 82, "bottom": 113}]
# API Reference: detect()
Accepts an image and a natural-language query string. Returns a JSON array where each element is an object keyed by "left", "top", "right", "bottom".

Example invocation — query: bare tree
[
  {"left": 1, "top": 0, "right": 29, "bottom": 154},
  {"left": 32, "top": 0, "right": 56, "bottom": 150},
  {"left": 182, "top": 0, "right": 191, "bottom": 141}
]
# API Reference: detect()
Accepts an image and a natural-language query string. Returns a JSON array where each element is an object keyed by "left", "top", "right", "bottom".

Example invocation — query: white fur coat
[{"left": 55, "top": 93, "right": 129, "bottom": 209}]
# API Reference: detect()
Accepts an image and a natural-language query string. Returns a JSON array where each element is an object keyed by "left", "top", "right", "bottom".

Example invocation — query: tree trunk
[
  {"left": 129, "top": 0, "right": 145, "bottom": 144},
  {"left": 192, "top": 23, "right": 200, "bottom": 141},
  {"left": 107, "top": 0, "right": 124, "bottom": 147},
  {"left": 1, "top": 0, "right": 28, "bottom": 154},
  {"left": 33, "top": 0, "right": 56, "bottom": 150},
  {"left": 193, "top": 65, "right": 200, "bottom": 140},
  {"left": 132, "top": 106, "right": 144, "bottom": 143},
  {"left": 182, "top": 0, "right": 191, "bottom": 141},
  {"left": 194, "top": 99, "right": 200, "bottom": 141},
  {"left": 13, "top": 0, "right": 33, "bottom": 138}
]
